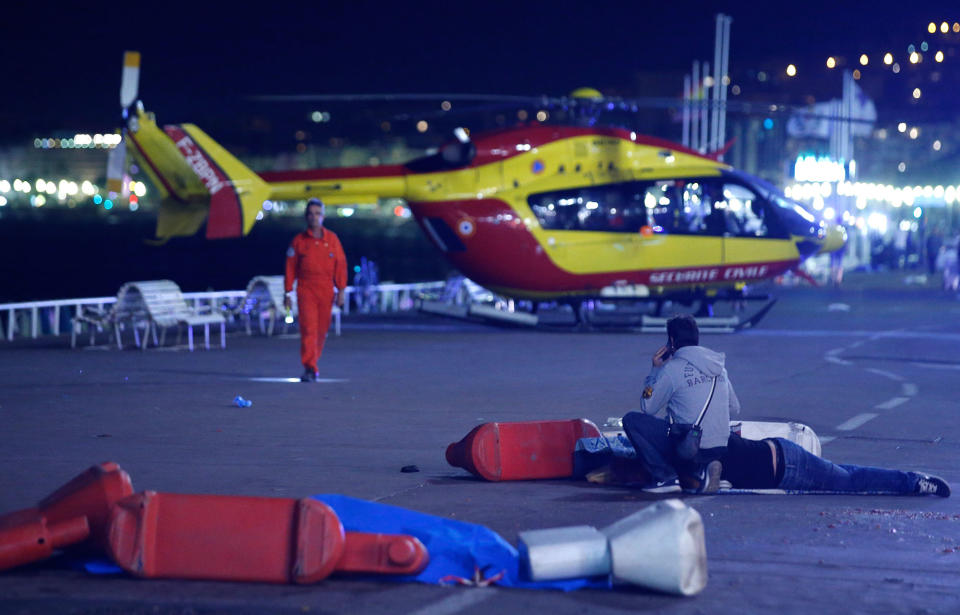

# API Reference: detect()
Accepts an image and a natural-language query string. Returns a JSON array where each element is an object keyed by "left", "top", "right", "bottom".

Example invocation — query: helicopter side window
[
  {"left": 678, "top": 181, "right": 725, "bottom": 236},
  {"left": 639, "top": 181, "right": 678, "bottom": 234},
  {"left": 578, "top": 188, "right": 611, "bottom": 231},
  {"left": 528, "top": 183, "right": 649, "bottom": 233},
  {"left": 528, "top": 192, "right": 577, "bottom": 230},
  {"left": 721, "top": 183, "right": 761, "bottom": 236},
  {"left": 621, "top": 185, "right": 648, "bottom": 231}
]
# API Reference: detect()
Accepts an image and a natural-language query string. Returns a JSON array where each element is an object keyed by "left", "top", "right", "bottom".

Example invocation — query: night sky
[{"left": 2, "top": 1, "right": 958, "bottom": 139}]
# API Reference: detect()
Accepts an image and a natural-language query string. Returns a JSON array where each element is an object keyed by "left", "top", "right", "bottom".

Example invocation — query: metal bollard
[
  {"left": 518, "top": 525, "right": 610, "bottom": 581},
  {"left": 517, "top": 499, "right": 707, "bottom": 596}
]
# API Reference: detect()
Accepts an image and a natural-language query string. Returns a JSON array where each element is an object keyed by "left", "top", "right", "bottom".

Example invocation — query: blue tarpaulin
[{"left": 314, "top": 494, "right": 611, "bottom": 591}]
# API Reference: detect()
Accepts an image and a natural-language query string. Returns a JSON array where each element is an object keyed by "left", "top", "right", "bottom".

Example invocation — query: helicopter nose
[{"left": 817, "top": 223, "right": 847, "bottom": 255}]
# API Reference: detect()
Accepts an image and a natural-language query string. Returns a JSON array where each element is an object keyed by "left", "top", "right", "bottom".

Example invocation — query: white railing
[{"left": 1, "top": 281, "right": 446, "bottom": 342}]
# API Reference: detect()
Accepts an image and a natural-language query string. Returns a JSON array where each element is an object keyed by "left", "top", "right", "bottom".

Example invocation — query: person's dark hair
[
  {"left": 667, "top": 314, "right": 699, "bottom": 348},
  {"left": 305, "top": 198, "right": 325, "bottom": 217}
]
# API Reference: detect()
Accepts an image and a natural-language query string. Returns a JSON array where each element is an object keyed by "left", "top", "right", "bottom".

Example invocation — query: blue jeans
[
  {"left": 777, "top": 438, "right": 920, "bottom": 494},
  {"left": 622, "top": 411, "right": 725, "bottom": 482}
]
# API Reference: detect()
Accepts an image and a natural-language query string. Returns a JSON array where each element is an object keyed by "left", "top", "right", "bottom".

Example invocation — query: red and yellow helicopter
[{"left": 109, "top": 52, "right": 845, "bottom": 322}]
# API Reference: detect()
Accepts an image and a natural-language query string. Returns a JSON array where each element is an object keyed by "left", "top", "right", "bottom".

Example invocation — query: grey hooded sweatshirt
[{"left": 639, "top": 345, "right": 740, "bottom": 450}]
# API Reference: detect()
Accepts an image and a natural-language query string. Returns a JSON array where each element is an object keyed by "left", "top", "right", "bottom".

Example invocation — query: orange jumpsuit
[{"left": 284, "top": 228, "right": 347, "bottom": 372}]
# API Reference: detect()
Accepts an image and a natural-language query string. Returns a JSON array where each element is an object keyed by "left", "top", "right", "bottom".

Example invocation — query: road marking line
[
  {"left": 910, "top": 362, "right": 960, "bottom": 370},
  {"left": 407, "top": 589, "right": 497, "bottom": 615},
  {"left": 902, "top": 383, "right": 918, "bottom": 396},
  {"left": 824, "top": 347, "right": 852, "bottom": 366},
  {"left": 746, "top": 329, "right": 960, "bottom": 342},
  {"left": 825, "top": 356, "right": 852, "bottom": 366},
  {"left": 244, "top": 377, "right": 348, "bottom": 383},
  {"left": 836, "top": 413, "right": 878, "bottom": 431},
  {"left": 874, "top": 396, "right": 910, "bottom": 410},
  {"left": 865, "top": 368, "right": 904, "bottom": 381}
]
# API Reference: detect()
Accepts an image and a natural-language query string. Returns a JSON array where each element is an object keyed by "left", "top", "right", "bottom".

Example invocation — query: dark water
[{"left": 0, "top": 208, "right": 453, "bottom": 303}]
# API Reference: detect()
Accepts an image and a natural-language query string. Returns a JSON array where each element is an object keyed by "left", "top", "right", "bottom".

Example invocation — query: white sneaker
[
  {"left": 641, "top": 478, "right": 682, "bottom": 494},
  {"left": 916, "top": 475, "right": 951, "bottom": 497}
]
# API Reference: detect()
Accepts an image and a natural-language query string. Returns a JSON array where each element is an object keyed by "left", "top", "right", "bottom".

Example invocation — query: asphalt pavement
[{"left": 1, "top": 271, "right": 959, "bottom": 614}]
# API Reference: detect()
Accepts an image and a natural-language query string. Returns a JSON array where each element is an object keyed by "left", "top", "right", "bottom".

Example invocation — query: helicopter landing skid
[
  {"left": 540, "top": 293, "right": 777, "bottom": 333},
  {"left": 418, "top": 294, "right": 777, "bottom": 333},
  {"left": 418, "top": 299, "right": 539, "bottom": 327},
  {"left": 638, "top": 297, "right": 777, "bottom": 333}
]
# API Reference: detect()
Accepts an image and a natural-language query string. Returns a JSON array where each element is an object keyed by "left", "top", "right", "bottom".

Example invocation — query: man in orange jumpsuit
[{"left": 284, "top": 199, "right": 347, "bottom": 382}]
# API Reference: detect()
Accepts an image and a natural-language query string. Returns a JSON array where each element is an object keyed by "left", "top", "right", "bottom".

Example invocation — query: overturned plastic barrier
[
  {"left": 0, "top": 462, "right": 133, "bottom": 571},
  {"left": 519, "top": 500, "right": 707, "bottom": 596},
  {"left": 445, "top": 419, "right": 601, "bottom": 481},
  {"left": 108, "top": 492, "right": 428, "bottom": 583},
  {"left": 0, "top": 464, "right": 430, "bottom": 584}
]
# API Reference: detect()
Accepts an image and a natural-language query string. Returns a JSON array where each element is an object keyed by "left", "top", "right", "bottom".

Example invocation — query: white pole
[
  {"left": 846, "top": 71, "right": 854, "bottom": 166},
  {"left": 700, "top": 61, "right": 710, "bottom": 153},
  {"left": 841, "top": 71, "right": 849, "bottom": 164},
  {"left": 691, "top": 62, "right": 700, "bottom": 152},
  {"left": 717, "top": 15, "right": 732, "bottom": 160},
  {"left": 839, "top": 72, "right": 846, "bottom": 163},
  {"left": 682, "top": 75, "right": 691, "bottom": 147},
  {"left": 829, "top": 99, "right": 838, "bottom": 162},
  {"left": 711, "top": 15, "right": 723, "bottom": 153}
]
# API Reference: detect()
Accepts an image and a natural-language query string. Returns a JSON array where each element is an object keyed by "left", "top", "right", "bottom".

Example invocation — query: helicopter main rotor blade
[
  {"left": 119, "top": 51, "right": 141, "bottom": 109},
  {"left": 248, "top": 93, "right": 546, "bottom": 104},
  {"left": 108, "top": 51, "right": 140, "bottom": 195},
  {"left": 248, "top": 92, "right": 877, "bottom": 126}
]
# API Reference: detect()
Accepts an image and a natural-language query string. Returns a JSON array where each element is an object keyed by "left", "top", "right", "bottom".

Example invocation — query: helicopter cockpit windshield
[{"left": 732, "top": 171, "right": 826, "bottom": 240}]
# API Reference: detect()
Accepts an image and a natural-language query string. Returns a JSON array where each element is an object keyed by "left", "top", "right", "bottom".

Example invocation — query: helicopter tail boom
[
  {"left": 260, "top": 166, "right": 409, "bottom": 205},
  {"left": 127, "top": 108, "right": 271, "bottom": 239}
]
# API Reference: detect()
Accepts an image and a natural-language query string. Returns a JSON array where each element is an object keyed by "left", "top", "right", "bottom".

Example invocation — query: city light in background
[
  {"left": 33, "top": 133, "right": 122, "bottom": 149},
  {"left": 0, "top": 175, "right": 146, "bottom": 210}
]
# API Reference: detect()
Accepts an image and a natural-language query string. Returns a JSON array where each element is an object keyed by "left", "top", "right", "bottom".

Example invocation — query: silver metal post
[
  {"left": 691, "top": 62, "right": 700, "bottom": 152},
  {"left": 711, "top": 15, "right": 723, "bottom": 153},
  {"left": 700, "top": 62, "right": 710, "bottom": 153},
  {"left": 717, "top": 15, "right": 732, "bottom": 160}
]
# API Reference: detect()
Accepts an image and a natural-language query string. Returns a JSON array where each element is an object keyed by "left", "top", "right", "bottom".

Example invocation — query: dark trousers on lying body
[
  {"left": 622, "top": 411, "right": 725, "bottom": 482},
  {"left": 777, "top": 438, "right": 920, "bottom": 493}
]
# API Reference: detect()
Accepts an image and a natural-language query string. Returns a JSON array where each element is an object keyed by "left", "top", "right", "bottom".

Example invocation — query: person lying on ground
[{"left": 586, "top": 432, "right": 950, "bottom": 497}]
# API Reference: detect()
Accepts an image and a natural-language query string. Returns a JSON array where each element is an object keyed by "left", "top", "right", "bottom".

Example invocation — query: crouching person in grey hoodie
[{"left": 622, "top": 314, "right": 740, "bottom": 494}]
